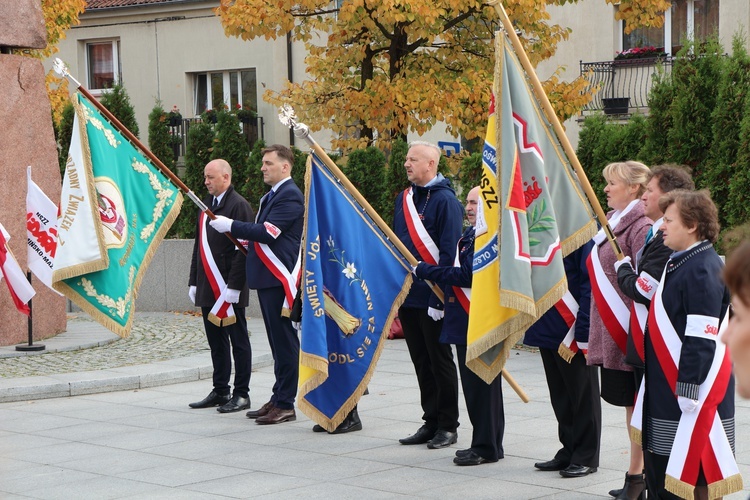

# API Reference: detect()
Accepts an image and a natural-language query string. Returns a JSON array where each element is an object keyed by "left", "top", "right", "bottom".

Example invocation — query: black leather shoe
[
  {"left": 453, "top": 450, "right": 495, "bottom": 466},
  {"left": 534, "top": 458, "right": 570, "bottom": 471},
  {"left": 399, "top": 426, "right": 436, "bottom": 445},
  {"left": 608, "top": 488, "right": 623, "bottom": 497},
  {"left": 314, "top": 420, "right": 363, "bottom": 433},
  {"left": 560, "top": 464, "right": 598, "bottom": 478},
  {"left": 217, "top": 395, "right": 250, "bottom": 413},
  {"left": 246, "top": 401, "right": 274, "bottom": 419},
  {"left": 427, "top": 429, "right": 458, "bottom": 449},
  {"left": 189, "top": 391, "right": 231, "bottom": 409},
  {"left": 455, "top": 448, "right": 472, "bottom": 458}
]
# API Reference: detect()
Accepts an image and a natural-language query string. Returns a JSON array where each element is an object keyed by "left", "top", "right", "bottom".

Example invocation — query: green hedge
[{"left": 576, "top": 34, "right": 750, "bottom": 253}]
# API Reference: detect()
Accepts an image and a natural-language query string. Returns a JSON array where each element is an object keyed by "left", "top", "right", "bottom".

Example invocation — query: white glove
[
  {"left": 292, "top": 321, "right": 301, "bottom": 331},
  {"left": 427, "top": 307, "right": 444, "bottom": 321},
  {"left": 411, "top": 263, "right": 419, "bottom": 276},
  {"left": 225, "top": 288, "right": 240, "bottom": 304},
  {"left": 614, "top": 255, "right": 633, "bottom": 272},
  {"left": 209, "top": 215, "right": 234, "bottom": 233},
  {"left": 188, "top": 285, "right": 196, "bottom": 305},
  {"left": 677, "top": 396, "right": 699, "bottom": 413}
]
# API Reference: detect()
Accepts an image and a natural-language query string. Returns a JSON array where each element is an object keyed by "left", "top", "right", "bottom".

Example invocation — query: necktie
[
  {"left": 645, "top": 226, "right": 654, "bottom": 245},
  {"left": 263, "top": 190, "right": 275, "bottom": 210},
  {"left": 212, "top": 197, "right": 219, "bottom": 210}
]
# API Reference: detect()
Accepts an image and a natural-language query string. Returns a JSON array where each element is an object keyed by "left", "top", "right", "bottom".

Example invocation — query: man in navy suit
[{"left": 210, "top": 145, "right": 304, "bottom": 425}]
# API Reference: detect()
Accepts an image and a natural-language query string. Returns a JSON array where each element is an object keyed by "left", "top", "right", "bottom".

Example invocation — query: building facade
[{"left": 46, "top": 0, "right": 750, "bottom": 152}]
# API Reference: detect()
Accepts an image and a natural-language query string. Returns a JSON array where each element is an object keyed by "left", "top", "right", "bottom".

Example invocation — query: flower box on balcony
[
  {"left": 603, "top": 97, "right": 630, "bottom": 115},
  {"left": 167, "top": 106, "right": 182, "bottom": 126}
]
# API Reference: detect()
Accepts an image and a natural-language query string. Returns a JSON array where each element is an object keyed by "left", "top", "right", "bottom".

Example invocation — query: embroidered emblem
[{"left": 264, "top": 222, "right": 281, "bottom": 239}]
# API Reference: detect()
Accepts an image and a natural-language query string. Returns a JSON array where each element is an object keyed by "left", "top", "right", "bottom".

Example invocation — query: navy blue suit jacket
[
  {"left": 414, "top": 226, "right": 474, "bottom": 344},
  {"left": 230, "top": 178, "right": 304, "bottom": 290}
]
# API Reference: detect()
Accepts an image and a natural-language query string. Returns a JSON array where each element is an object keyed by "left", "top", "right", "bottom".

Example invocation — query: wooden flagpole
[
  {"left": 486, "top": 0, "right": 624, "bottom": 259},
  {"left": 52, "top": 59, "right": 247, "bottom": 256},
  {"left": 280, "top": 107, "right": 529, "bottom": 403}
]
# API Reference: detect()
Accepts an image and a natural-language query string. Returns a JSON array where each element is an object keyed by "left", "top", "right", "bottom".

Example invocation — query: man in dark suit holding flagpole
[
  {"left": 188, "top": 159, "right": 254, "bottom": 414},
  {"left": 210, "top": 144, "right": 304, "bottom": 425}
]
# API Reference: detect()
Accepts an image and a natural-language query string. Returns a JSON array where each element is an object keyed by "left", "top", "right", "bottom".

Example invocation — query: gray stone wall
[
  {"left": 69, "top": 239, "right": 262, "bottom": 317},
  {"left": 0, "top": 1, "right": 67, "bottom": 345}
]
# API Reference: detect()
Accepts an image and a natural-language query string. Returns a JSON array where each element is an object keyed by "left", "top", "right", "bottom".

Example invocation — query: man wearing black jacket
[{"left": 188, "top": 159, "right": 254, "bottom": 413}]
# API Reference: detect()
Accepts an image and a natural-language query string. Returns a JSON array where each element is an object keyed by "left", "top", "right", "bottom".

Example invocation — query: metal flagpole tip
[
  {"left": 52, "top": 58, "right": 67, "bottom": 77},
  {"left": 278, "top": 104, "right": 297, "bottom": 128},
  {"left": 278, "top": 104, "right": 310, "bottom": 140},
  {"left": 52, "top": 58, "right": 81, "bottom": 88}
]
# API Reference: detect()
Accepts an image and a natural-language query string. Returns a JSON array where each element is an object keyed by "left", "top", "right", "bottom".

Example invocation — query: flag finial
[
  {"left": 278, "top": 104, "right": 311, "bottom": 141},
  {"left": 53, "top": 58, "right": 81, "bottom": 88}
]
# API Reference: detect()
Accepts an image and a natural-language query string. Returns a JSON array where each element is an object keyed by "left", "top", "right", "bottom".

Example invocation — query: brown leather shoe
[
  {"left": 246, "top": 401, "right": 274, "bottom": 419},
  {"left": 256, "top": 406, "right": 296, "bottom": 425}
]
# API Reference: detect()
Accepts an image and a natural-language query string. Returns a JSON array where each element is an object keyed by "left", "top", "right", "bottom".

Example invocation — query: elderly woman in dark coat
[{"left": 642, "top": 190, "right": 740, "bottom": 499}]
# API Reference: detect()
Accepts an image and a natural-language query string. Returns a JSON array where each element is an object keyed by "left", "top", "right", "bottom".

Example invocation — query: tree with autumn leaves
[
  {"left": 217, "top": 0, "right": 571, "bottom": 150},
  {"left": 218, "top": 0, "right": 613, "bottom": 151},
  {"left": 29, "top": 0, "right": 87, "bottom": 124}
]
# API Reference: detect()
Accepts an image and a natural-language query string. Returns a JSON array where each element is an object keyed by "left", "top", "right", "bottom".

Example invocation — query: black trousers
[
  {"left": 456, "top": 344, "right": 504, "bottom": 461},
  {"left": 399, "top": 307, "right": 459, "bottom": 432},
  {"left": 201, "top": 306, "right": 251, "bottom": 398},
  {"left": 540, "top": 348, "right": 601, "bottom": 467},
  {"left": 644, "top": 451, "right": 704, "bottom": 500},
  {"left": 257, "top": 286, "right": 299, "bottom": 410}
]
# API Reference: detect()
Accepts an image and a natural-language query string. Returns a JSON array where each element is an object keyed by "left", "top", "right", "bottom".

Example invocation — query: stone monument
[{"left": 0, "top": 0, "right": 67, "bottom": 345}]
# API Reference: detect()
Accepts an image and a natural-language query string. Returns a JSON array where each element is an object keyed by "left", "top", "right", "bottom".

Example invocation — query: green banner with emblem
[{"left": 53, "top": 93, "right": 183, "bottom": 337}]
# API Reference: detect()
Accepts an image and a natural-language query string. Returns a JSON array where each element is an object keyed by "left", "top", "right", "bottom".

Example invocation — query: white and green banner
[{"left": 53, "top": 93, "right": 183, "bottom": 337}]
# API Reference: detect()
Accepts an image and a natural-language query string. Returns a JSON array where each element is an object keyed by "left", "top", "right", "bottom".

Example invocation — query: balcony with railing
[
  {"left": 167, "top": 116, "right": 265, "bottom": 163},
  {"left": 580, "top": 56, "right": 675, "bottom": 117}
]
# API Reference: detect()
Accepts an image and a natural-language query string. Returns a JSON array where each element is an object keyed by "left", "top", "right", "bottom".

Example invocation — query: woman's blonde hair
[{"left": 602, "top": 161, "right": 650, "bottom": 197}]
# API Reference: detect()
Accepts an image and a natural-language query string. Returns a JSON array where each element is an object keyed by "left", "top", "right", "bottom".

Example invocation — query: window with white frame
[
  {"left": 194, "top": 69, "right": 258, "bottom": 117},
  {"left": 622, "top": 0, "right": 719, "bottom": 55},
  {"left": 86, "top": 40, "right": 121, "bottom": 91}
]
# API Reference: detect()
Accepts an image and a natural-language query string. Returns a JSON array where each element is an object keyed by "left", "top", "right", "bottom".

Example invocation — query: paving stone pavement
[
  {"left": 0, "top": 313, "right": 748, "bottom": 499},
  {"left": 0, "top": 313, "right": 208, "bottom": 377},
  {"left": 0, "top": 312, "right": 272, "bottom": 403}
]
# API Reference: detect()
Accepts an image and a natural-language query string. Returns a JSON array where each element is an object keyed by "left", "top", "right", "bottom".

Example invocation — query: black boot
[
  {"left": 311, "top": 406, "right": 362, "bottom": 434},
  {"left": 330, "top": 406, "right": 362, "bottom": 434},
  {"left": 613, "top": 471, "right": 645, "bottom": 500}
]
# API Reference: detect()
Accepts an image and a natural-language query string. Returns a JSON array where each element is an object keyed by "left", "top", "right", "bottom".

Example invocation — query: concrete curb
[
  {"left": 0, "top": 313, "right": 275, "bottom": 403},
  {"left": 0, "top": 353, "right": 274, "bottom": 403}
]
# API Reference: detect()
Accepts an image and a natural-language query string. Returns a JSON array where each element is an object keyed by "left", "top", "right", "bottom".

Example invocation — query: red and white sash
[
  {"left": 451, "top": 238, "right": 471, "bottom": 314},
  {"left": 198, "top": 212, "right": 236, "bottom": 326},
  {"left": 648, "top": 280, "right": 741, "bottom": 498},
  {"left": 587, "top": 244, "right": 629, "bottom": 354},
  {"left": 630, "top": 375, "right": 645, "bottom": 445},
  {"left": 403, "top": 188, "right": 439, "bottom": 265},
  {"left": 629, "top": 269, "right": 658, "bottom": 363},
  {"left": 254, "top": 242, "right": 301, "bottom": 317},
  {"left": 556, "top": 291, "right": 584, "bottom": 362},
  {"left": 587, "top": 200, "right": 641, "bottom": 354}
]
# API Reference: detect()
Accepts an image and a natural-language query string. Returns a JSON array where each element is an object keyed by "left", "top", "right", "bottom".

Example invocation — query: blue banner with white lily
[{"left": 298, "top": 152, "right": 412, "bottom": 431}]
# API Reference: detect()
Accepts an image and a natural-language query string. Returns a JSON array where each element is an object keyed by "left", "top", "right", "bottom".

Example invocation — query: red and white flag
[
  {"left": 26, "top": 166, "right": 59, "bottom": 290},
  {"left": 0, "top": 222, "right": 36, "bottom": 315}
]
